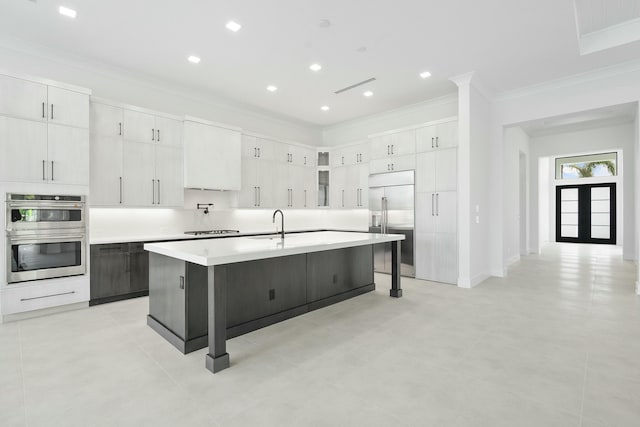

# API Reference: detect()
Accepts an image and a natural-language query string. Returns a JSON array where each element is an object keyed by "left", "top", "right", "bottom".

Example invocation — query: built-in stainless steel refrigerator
[{"left": 368, "top": 170, "right": 415, "bottom": 277}]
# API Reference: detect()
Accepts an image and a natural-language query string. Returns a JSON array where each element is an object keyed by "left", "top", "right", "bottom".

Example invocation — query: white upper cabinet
[
  {"left": 47, "top": 124, "right": 90, "bottom": 185},
  {"left": 369, "top": 153, "right": 416, "bottom": 174},
  {"left": 416, "top": 149, "right": 457, "bottom": 193},
  {"left": 47, "top": 86, "right": 90, "bottom": 128},
  {"left": 0, "top": 74, "right": 90, "bottom": 185},
  {"left": 0, "top": 75, "right": 47, "bottom": 121},
  {"left": 155, "top": 116, "right": 182, "bottom": 147},
  {"left": 0, "top": 116, "right": 48, "bottom": 182},
  {"left": 416, "top": 120, "right": 458, "bottom": 151},
  {"left": 183, "top": 119, "right": 241, "bottom": 190},
  {"left": 90, "top": 100, "right": 183, "bottom": 206},
  {"left": 156, "top": 145, "right": 184, "bottom": 206},
  {"left": 91, "top": 102, "right": 123, "bottom": 137},
  {"left": 123, "top": 109, "right": 156, "bottom": 143},
  {"left": 370, "top": 130, "right": 415, "bottom": 159}
]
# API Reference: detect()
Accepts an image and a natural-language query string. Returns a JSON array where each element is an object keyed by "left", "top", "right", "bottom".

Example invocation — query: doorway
[{"left": 556, "top": 183, "right": 616, "bottom": 244}]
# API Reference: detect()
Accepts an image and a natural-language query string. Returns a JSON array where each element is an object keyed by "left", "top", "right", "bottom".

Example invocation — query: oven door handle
[
  {"left": 8, "top": 202, "right": 85, "bottom": 210},
  {"left": 8, "top": 234, "right": 85, "bottom": 244}
]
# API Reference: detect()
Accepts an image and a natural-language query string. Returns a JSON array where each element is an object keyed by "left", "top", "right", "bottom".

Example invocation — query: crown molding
[{"left": 496, "top": 58, "right": 640, "bottom": 102}]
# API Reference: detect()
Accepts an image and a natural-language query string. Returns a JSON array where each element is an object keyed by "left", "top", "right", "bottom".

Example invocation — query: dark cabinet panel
[
  {"left": 90, "top": 244, "right": 129, "bottom": 300},
  {"left": 149, "top": 254, "right": 186, "bottom": 339},
  {"left": 90, "top": 242, "right": 150, "bottom": 305},
  {"left": 129, "top": 242, "right": 149, "bottom": 293},
  {"left": 222, "top": 254, "right": 307, "bottom": 328},
  {"left": 307, "top": 246, "right": 373, "bottom": 303}
]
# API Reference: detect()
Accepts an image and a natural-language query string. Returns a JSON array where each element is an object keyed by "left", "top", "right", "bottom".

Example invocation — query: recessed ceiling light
[
  {"left": 59, "top": 6, "right": 77, "bottom": 18},
  {"left": 187, "top": 56, "right": 201, "bottom": 64},
  {"left": 266, "top": 85, "right": 277, "bottom": 92},
  {"left": 309, "top": 63, "right": 322, "bottom": 72},
  {"left": 419, "top": 71, "right": 432, "bottom": 79},
  {"left": 318, "top": 19, "right": 331, "bottom": 28},
  {"left": 363, "top": 91, "right": 374, "bottom": 97},
  {"left": 226, "top": 21, "right": 242, "bottom": 32},
  {"left": 320, "top": 105, "right": 330, "bottom": 111}
]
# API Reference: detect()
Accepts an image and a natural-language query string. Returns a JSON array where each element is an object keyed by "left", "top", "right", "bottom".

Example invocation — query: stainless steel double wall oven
[{"left": 6, "top": 194, "right": 86, "bottom": 283}]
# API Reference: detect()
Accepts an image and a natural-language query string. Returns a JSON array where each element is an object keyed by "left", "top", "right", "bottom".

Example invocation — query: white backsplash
[{"left": 89, "top": 190, "right": 369, "bottom": 242}]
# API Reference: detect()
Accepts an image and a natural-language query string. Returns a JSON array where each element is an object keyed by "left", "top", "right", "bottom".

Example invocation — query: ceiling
[
  {"left": 517, "top": 102, "right": 637, "bottom": 137},
  {"left": 2, "top": 1, "right": 640, "bottom": 127}
]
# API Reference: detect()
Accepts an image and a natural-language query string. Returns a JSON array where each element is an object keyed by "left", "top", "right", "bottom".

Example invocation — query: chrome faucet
[{"left": 272, "top": 209, "right": 284, "bottom": 239}]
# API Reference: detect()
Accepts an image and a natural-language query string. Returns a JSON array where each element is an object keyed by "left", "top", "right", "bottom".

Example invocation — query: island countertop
[{"left": 144, "top": 231, "right": 404, "bottom": 266}]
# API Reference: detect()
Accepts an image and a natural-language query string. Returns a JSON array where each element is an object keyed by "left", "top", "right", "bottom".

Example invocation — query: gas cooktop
[{"left": 184, "top": 230, "right": 240, "bottom": 236}]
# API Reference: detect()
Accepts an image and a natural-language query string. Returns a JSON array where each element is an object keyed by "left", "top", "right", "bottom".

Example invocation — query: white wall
[
  {"left": 503, "top": 127, "right": 530, "bottom": 265},
  {"left": 528, "top": 123, "right": 634, "bottom": 258},
  {"left": 468, "top": 84, "right": 493, "bottom": 286},
  {"left": 322, "top": 94, "right": 458, "bottom": 146},
  {"left": 0, "top": 40, "right": 322, "bottom": 145},
  {"left": 490, "top": 62, "right": 640, "bottom": 278}
]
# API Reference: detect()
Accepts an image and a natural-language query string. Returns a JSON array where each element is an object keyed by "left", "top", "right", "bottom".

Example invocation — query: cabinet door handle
[
  {"left": 436, "top": 193, "right": 439, "bottom": 216},
  {"left": 119, "top": 177, "right": 123, "bottom": 204},
  {"left": 254, "top": 147, "right": 257, "bottom": 157},
  {"left": 304, "top": 189, "right": 307, "bottom": 207},
  {"left": 152, "top": 179, "right": 155, "bottom": 204},
  {"left": 157, "top": 129, "right": 160, "bottom": 142},
  {"left": 431, "top": 137, "right": 434, "bottom": 149},
  {"left": 42, "top": 102, "right": 45, "bottom": 119},
  {"left": 432, "top": 193, "right": 435, "bottom": 216},
  {"left": 119, "top": 122, "right": 122, "bottom": 136},
  {"left": 50, "top": 104, "right": 54, "bottom": 120},
  {"left": 179, "top": 276, "right": 185, "bottom": 290},
  {"left": 304, "top": 156, "right": 307, "bottom": 165},
  {"left": 387, "top": 145, "right": 390, "bottom": 155},
  {"left": 258, "top": 186, "right": 261, "bottom": 206},
  {"left": 342, "top": 189, "right": 344, "bottom": 208},
  {"left": 341, "top": 156, "right": 344, "bottom": 165},
  {"left": 157, "top": 179, "right": 161, "bottom": 205},
  {"left": 391, "top": 144, "right": 394, "bottom": 154},
  {"left": 257, "top": 147, "right": 261, "bottom": 157},
  {"left": 51, "top": 161, "right": 54, "bottom": 181},
  {"left": 42, "top": 160, "right": 46, "bottom": 181},
  {"left": 436, "top": 136, "right": 439, "bottom": 148},
  {"left": 152, "top": 129, "right": 155, "bottom": 141},
  {"left": 254, "top": 187, "right": 257, "bottom": 206}
]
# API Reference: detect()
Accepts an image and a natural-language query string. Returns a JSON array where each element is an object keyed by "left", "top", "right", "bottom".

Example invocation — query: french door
[{"left": 556, "top": 183, "right": 616, "bottom": 244}]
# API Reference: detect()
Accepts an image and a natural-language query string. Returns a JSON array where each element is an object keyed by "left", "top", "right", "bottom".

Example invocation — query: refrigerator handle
[{"left": 432, "top": 193, "right": 434, "bottom": 216}]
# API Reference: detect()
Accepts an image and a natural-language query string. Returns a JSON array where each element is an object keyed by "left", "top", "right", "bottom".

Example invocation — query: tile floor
[{"left": 1, "top": 243, "right": 639, "bottom": 426}]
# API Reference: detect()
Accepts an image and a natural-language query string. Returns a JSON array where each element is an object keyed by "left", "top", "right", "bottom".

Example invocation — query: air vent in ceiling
[{"left": 334, "top": 77, "right": 376, "bottom": 94}]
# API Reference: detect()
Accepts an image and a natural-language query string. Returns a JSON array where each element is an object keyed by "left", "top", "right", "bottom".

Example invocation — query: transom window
[{"left": 555, "top": 152, "right": 617, "bottom": 180}]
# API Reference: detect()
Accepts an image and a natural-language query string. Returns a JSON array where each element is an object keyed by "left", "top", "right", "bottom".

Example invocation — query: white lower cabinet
[
  {"left": 415, "top": 232, "right": 457, "bottom": 285},
  {"left": 1, "top": 277, "right": 89, "bottom": 316}
]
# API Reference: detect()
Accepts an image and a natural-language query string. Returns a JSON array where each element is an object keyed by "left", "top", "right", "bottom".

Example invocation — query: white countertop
[{"left": 144, "top": 231, "right": 404, "bottom": 266}]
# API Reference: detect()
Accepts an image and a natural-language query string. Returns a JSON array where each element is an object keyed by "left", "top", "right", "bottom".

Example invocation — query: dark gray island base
[{"left": 146, "top": 237, "right": 402, "bottom": 373}]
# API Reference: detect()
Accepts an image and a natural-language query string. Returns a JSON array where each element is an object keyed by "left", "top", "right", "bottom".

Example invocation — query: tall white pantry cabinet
[{"left": 415, "top": 120, "right": 458, "bottom": 284}]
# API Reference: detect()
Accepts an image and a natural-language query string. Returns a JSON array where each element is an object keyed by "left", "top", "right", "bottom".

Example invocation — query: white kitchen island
[{"left": 144, "top": 231, "right": 404, "bottom": 373}]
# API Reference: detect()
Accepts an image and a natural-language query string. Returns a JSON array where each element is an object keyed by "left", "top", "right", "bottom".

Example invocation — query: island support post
[
  {"left": 390, "top": 240, "right": 403, "bottom": 298},
  {"left": 205, "top": 266, "right": 230, "bottom": 373}
]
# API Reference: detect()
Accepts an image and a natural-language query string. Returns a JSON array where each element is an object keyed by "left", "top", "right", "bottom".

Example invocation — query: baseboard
[
  {"left": 507, "top": 254, "right": 520, "bottom": 266},
  {"left": 2, "top": 301, "right": 88, "bottom": 323},
  {"left": 89, "top": 290, "right": 149, "bottom": 306}
]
